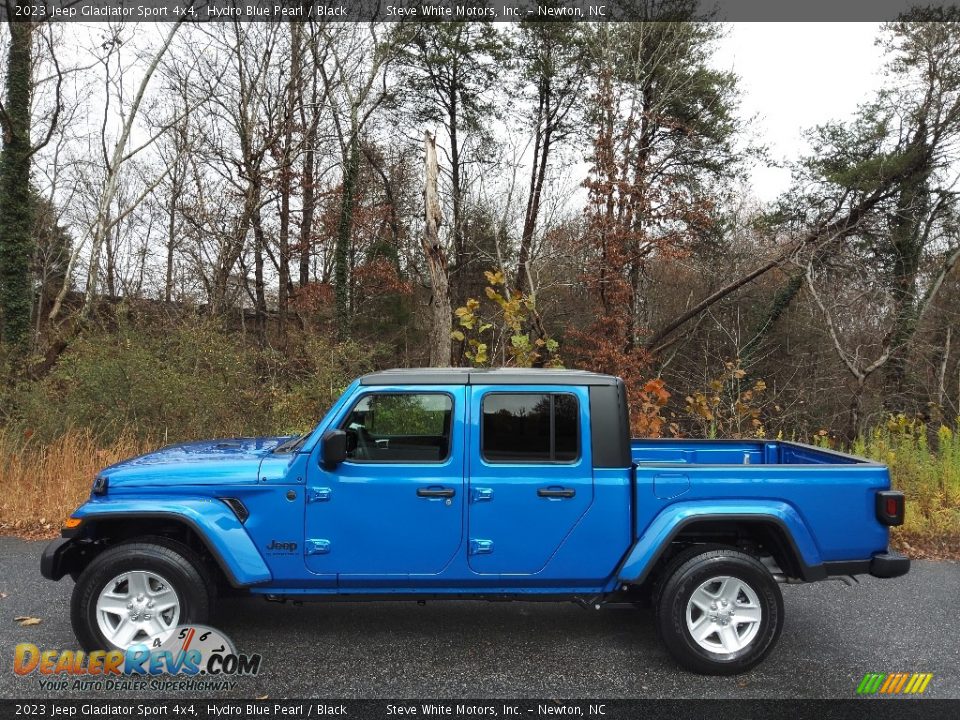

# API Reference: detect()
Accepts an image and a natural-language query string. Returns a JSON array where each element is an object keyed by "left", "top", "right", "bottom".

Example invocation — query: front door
[
  {"left": 305, "top": 387, "right": 465, "bottom": 581},
  {"left": 467, "top": 386, "right": 593, "bottom": 575}
]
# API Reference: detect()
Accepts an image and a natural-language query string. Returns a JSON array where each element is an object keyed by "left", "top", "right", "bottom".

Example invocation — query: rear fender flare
[{"left": 617, "top": 500, "right": 823, "bottom": 585}]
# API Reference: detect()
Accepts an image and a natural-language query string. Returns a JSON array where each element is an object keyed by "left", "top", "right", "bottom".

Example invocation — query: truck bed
[
  {"left": 631, "top": 438, "right": 872, "bottom": 466},
  {"left": 625, "top": 438, "right": 890, "bottom": 568}
]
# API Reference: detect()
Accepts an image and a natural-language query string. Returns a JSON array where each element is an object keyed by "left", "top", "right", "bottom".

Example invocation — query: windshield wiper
[{"left": 272, "top": 434, "right": 307, "bottom": 454}]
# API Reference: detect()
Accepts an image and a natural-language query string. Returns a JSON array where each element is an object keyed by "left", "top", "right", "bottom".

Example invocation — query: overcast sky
[{"left": 715, "top": 22, "right": 887, "bottom": 200}]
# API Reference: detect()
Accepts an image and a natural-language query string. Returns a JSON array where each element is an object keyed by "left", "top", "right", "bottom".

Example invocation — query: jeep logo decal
[{"left": 267, "top": 540, "right": 297, "bottom": 552}]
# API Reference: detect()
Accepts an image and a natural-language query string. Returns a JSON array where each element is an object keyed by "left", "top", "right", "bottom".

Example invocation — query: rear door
[{"left": 467, "top": 385, "right": 593, "bottom": 575}]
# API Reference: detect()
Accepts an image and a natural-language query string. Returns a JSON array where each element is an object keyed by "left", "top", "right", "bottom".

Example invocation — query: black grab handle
[
  {"left": 417, "top": 487, "right": 455, "bottom": 498},
  {"left": 537, "top": 487, "right": 575, "bottom": 499}
]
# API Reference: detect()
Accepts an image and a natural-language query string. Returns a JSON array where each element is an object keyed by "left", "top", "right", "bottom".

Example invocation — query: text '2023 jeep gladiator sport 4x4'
[{"left": 41, "top": 368, "right": 909, "bottom": 674}]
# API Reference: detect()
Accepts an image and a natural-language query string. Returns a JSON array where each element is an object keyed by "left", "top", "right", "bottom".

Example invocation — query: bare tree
[
  {"left": 175, "top": 22, "right": 286, "bottom": 338},
  {"left": 514, "top": 22, "right": 588, "bottom": 294},
  {"left": 77, "top": 20, "right": 187, "bottom": 319},
  {"left": 319, "top": 22, "right": 396, "bottom": 340},
  {"left": 423, "top": 130, "right": 451, "bottom": 366}
]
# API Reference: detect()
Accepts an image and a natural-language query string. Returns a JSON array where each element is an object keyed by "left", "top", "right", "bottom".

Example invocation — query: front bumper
[
  {"left": 869, "top": 550, "right": 910, "bottom": 579},
  {"left": 39, "top": 537, "right": 81, "bottom": 581}
]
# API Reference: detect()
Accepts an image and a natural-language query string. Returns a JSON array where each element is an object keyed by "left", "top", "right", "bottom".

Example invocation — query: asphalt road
[{"left": 0, "top": 537, "right": 957, "bottom": 700}]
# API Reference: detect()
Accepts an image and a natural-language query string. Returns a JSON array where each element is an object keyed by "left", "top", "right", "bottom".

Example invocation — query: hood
[{"left": 98, "top": 436, "right": 292, "bottom": 488}]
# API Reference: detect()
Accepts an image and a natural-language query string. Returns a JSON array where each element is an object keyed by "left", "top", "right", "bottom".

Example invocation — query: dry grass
[{"left": 0, "top": 427, "right": 150, "bottom": 538}]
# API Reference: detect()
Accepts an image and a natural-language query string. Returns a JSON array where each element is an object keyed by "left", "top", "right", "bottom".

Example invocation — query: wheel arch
[
  {"left": 56, "top": 504, "right": 272, "bottom": 588},
  {"left": 618, "top": 503, "right": 825, "bottom": 587}
]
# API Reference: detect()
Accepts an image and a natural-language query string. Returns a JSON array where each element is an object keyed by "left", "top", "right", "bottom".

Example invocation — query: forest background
[{"left": 0, "top": 5, "right": 957, "bottom": 556}]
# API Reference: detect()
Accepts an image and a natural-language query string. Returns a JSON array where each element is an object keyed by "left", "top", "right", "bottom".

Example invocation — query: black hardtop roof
[{"left": 359, "top": 367, "right": 621, "bottom": 387}]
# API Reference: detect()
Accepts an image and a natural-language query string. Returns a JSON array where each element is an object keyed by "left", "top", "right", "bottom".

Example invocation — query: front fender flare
[
  {"left": 617, "top": 500, "right": 823, "bottom": 585},
  {"left": 70, "top": 497, "right": 272, "bottom": 587}
]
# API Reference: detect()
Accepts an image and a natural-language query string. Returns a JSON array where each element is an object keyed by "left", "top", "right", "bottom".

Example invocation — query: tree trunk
[
  {"left": 334, "top": 127, "right": 360, "bottom": 341},
  {"left": 0, "top": 17, "right": 35, "bottom": 345},
  {"left": 165, "top": 188, "right": 177, "bottom": 303},
  {"left": 740, "top": 272, "right": 804, "bottom": 363},
  {"left": 252, "top": 210, "right": 267, "bottom": 346},
  {"left": 277, "top": 21, "right": 300, "bottom": 332},
  {"left": 882, "top": 167, "right": 929, "bottom": 412},
  {"left": 448, "top": 81, "right": 464, "bottom": 309},
  {"left": 423, "top": 131, "right": 451, "bottom": 367},
  {"left": 299, "top": 111, "right": 316, "bottom": 289},
  {"left": 937, "top": 325, "right": 951, "bottom": 410},
  {"left": 104, "top": 220, "right": 117, "bottom": 299},
  {"left": 847, "top": 380, "right": 866, "bottom": 442},
  {"left": 515, "top": 86, "right": 551, "bottom": 295}
]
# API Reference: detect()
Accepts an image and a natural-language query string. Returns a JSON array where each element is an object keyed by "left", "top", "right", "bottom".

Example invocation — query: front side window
[
  {"left": 481, "top": 393, "right": 580, "bottom": 463},
  {"left": 342, "top": 393, "right": 453, "bottom": 463}
]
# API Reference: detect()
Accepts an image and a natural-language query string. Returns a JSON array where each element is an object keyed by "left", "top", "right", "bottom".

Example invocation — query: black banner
[
  {"left": 1, "top": 0, "right": 959, "bottom": 23},
  {"left": 1, "top": 700, "right": 959, "bottom": 720}
]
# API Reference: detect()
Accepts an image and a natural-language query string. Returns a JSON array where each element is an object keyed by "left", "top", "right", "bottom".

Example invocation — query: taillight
[{"left": 876, "top": 491, "right": 905, "bottom": 526}]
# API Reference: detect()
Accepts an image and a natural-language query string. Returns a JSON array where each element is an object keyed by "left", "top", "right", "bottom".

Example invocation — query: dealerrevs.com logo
[
  {"left": 857, "top": 672, "right": 934, "bottom": 695},
  {"left": 13, "top": 625, "right": 261, "bottom": 692}
]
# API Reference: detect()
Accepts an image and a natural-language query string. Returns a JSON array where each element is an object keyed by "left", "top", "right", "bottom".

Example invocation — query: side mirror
[{"left": 321, "top": 429, "right": 347, "bottom": 470}]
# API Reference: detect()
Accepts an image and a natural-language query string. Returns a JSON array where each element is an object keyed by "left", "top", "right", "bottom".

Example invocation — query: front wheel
[
  {"left": 71, "top": 539, "right": 214, "bottom": 651},
  {"left": 655, "top": 547, "right": 783, "bottom": 675}
]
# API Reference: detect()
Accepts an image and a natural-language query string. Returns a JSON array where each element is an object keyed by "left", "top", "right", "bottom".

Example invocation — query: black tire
[
  {"left": 654, "top": 546, "right": 783, "bottom": 675},
  {"left": 71, "top": 537, "right": 215, "bottom": 652}
]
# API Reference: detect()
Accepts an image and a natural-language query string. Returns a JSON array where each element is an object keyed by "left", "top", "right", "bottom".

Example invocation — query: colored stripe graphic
[
  {"left": 857, "top": 673, "right": 933, "bottom": 695},
  {"left": 904, "top": 674, "right": 920, "bottom": 694},
  {"left": 879, "top": 674, "right": 897, "bottom": 693},
  {"left": 857, "top": 673, "right": 885, "bottom": 694}
]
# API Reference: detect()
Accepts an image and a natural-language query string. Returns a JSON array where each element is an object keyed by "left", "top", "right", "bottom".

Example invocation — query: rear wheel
[
  {"left": 71, "top": 538, "right": 214, "bottom": 651},
  {"left": 654, "top": 546, "right": 783, "bottom": 675}
]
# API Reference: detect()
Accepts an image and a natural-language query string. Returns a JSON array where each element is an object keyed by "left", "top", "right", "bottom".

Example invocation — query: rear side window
[
  {"left": 342, "top": 393, "right": 453, "bottom": 463},
  {"left": 481, "top": 393, "right": 579, "bottom": 463}
]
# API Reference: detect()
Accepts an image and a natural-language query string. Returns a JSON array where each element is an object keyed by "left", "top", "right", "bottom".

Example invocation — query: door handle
[
  {"left": 537, "top": 487, "right": 576, "bottom": 499},
  {"left": 417, "top": 487, "right": 455, "bottom": 498}
]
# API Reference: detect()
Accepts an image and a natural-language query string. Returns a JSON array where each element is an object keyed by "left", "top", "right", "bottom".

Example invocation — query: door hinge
[
  {"left": 305, "top": 539, "right": 331, "bottom": 555},
  {"left": 307, "top": 487, "right": 331, "bottom": 503},
  {"left": 469, "top": 538, "right": 494, "bottom": 555},
  {"left": 471, "top": 487, "right": 494, "bottom": 503}
]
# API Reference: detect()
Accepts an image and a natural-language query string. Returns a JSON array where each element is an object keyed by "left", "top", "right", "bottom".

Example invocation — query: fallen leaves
[
  {"left": 894, "top": 534, "right": 960, "bottom": 562},
  {"left": 15, "top": 616, "right": 41, "bottom": 627}
]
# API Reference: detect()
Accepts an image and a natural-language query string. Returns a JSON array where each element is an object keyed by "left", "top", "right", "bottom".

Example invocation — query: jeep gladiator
[{"left": 41, "top": 368, "right": 909, "bottom": 674}]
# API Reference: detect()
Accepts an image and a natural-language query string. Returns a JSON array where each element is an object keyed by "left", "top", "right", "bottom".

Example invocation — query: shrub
[
  {"left": 852, "top": 416, "right": 960, "bottom": 544},
  {"left": 7, "top": 321, "right": 264, "bottom": 443},
  {"left": 265, "top": 335, "right": 386, "bottom": 435},
  {"left": 4, "top": 320, "right": 386, "bottom": 444}
]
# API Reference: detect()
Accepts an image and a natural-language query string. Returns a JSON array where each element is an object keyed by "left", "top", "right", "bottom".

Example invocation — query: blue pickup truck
[{"left": 41, "top": 368, "right": 908, "bottom": 674}]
